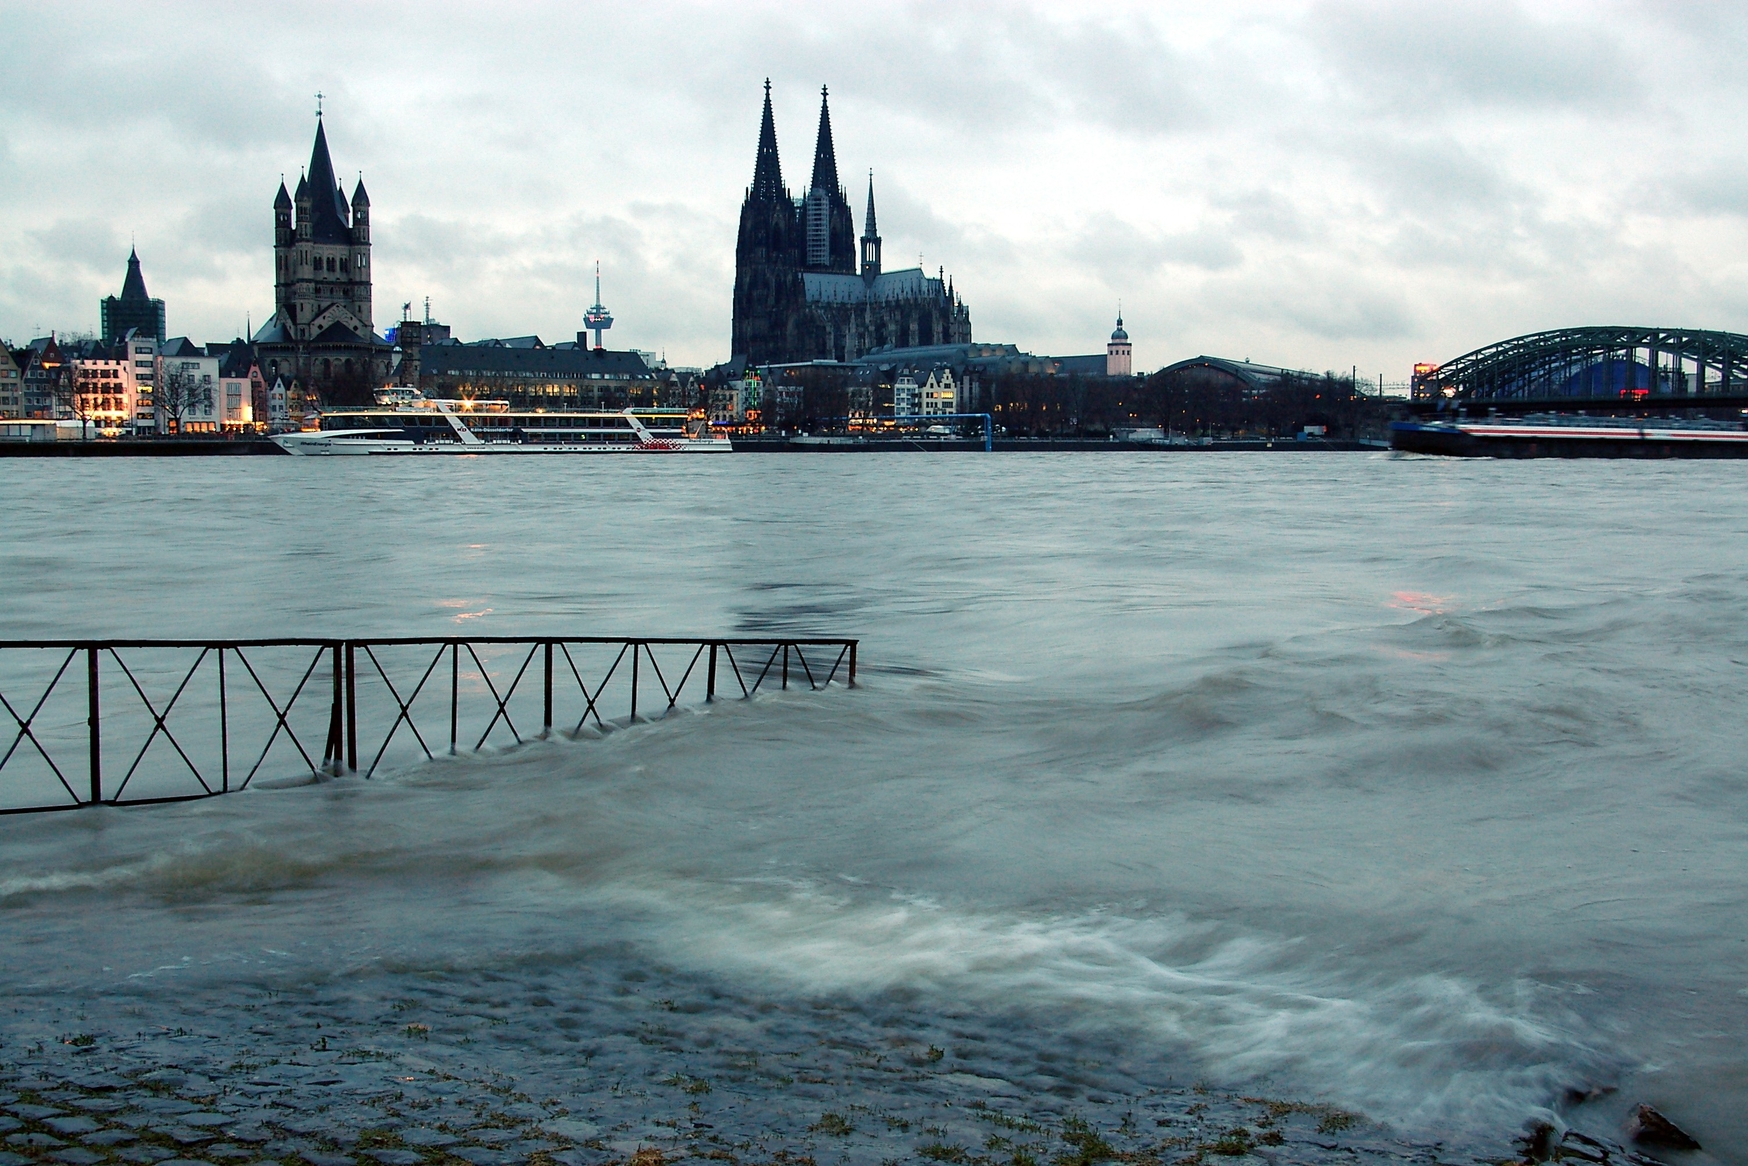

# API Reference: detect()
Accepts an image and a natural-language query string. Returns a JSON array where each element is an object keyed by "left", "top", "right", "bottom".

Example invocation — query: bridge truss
[{"left": 1413, "top": 326, "right": 1748, "bottom": 411}]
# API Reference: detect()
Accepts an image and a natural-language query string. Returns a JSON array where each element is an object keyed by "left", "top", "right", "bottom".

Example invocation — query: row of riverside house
[{"left": 0, "top": 250, "right": 306, "bottom": 441}]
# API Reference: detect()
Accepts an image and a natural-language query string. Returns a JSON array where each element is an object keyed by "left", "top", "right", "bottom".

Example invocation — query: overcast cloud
[{"left": 3, "top": 0, "right": 1746, "bottom": 378}]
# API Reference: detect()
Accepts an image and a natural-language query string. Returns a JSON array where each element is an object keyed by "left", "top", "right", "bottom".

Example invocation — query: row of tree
[
  {"left": 991, "top": 370, "right": 1392, "bottom": 439},
  {"left": 742, "top": 367, "right": 1394, "bottom": 439}
]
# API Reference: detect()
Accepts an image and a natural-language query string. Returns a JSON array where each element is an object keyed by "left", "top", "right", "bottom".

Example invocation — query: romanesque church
[
  {"left": 253, "top": 113, "right": 391, "bottom": 398},
  {"left": 732, "top": 83, "right": 970, "bottom": 366}
]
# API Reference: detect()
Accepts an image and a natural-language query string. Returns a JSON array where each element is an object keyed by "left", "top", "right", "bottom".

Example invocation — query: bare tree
[
  {"left": 157, "top": 366, "right": 212, "bottom": 435},
  {"left": 52, "top": 368, "right": 94, "bottom": 440}
]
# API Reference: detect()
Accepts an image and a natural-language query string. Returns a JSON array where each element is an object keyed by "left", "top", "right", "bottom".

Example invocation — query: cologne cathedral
[{"left": 732, "top": 83, "right": 970, "bottom": 366}]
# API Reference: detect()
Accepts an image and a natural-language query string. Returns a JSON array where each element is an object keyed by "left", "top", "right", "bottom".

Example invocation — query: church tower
[
  {"left": 101, "top": 248, "right": 167, "bottom": 342},
  {"left": 803, "top": 86, "right": 856, "bottom": 274},
  {"left": 274, "top": 114, "right": 373, "bottom": 342},
  {"left": 860, "top": 173, "right": 881, "bottom": 283},
  {"left": 1106, "top": 312, "right": 1132, "bottom": 377},
  {"left": 261, "top": 109, "right": 386, "bottom": 400},
  {"left": 731, "top": 80, "right": 808, "bottom": 365}
]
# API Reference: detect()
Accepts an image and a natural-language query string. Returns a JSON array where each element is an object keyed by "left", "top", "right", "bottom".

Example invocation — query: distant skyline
[{"left": 3, "top": 1, "right": 1746, "bottom": 378}]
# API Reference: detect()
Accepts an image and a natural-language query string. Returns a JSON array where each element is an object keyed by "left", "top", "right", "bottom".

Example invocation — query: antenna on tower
[{"left": 583, "top": 261, "right": 614, "bottom": 350}]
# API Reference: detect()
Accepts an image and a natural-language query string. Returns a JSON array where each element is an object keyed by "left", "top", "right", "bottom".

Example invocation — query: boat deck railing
[{"left": 0, "top": 636, "right": 856, "bottom": 815}]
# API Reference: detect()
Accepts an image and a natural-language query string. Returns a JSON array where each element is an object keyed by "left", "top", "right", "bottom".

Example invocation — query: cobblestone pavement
[{"left": 0, "top": 951, "right": 1640, "bottom": 1166}]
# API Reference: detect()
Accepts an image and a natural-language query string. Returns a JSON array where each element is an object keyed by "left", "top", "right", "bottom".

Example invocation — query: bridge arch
[{"left": 1413, "top": 326, "right": 1748, "bottom": 405}]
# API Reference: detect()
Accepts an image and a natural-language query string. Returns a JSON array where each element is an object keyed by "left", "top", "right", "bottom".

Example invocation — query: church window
[{"left": 326, "top": 257, "right": 336, "bottom": 273}]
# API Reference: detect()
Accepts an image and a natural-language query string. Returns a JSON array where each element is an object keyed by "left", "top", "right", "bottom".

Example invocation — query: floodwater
[{"left": 0, "top": 453, "right": 1744, "bottom": 1159}]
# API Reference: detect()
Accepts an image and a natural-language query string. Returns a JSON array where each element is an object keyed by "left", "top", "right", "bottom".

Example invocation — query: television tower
[{"left": 583, "top": 261, "right": 613, "bottom": 350}]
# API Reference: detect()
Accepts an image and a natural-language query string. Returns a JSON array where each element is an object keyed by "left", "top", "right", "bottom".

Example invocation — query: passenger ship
[{"left": 272, "top": 395, "right": 732, "bottom": 456}]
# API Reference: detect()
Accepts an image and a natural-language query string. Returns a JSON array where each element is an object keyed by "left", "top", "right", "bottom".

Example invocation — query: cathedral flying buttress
[{"left": 731, "top": 82, "right": 970, "bottom": 366}]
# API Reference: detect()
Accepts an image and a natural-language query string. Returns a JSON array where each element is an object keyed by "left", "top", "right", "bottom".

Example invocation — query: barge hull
[{"left": 1390, "top": 421, "right": 1748, "bottom": 459}]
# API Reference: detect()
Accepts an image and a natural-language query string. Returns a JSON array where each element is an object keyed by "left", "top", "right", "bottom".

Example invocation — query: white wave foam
[{"left": 588, "top": 877, "right": 1598, "bottom": 1132}]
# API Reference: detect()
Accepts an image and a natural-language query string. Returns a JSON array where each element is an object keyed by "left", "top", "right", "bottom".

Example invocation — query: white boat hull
[
  {"left": 273, "top": 405, "right": 734, "bottom": 456},
  {"left": 271, "top": 433, "right": 732, "bottom": 456}
]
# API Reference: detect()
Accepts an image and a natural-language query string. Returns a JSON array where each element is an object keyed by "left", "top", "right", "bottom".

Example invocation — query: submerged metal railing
[{"left": 0, "top": 637, "right": 856, "bottom": 815}]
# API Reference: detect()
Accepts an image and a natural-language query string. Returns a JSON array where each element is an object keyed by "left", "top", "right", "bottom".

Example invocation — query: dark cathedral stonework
[
  {"left": 253, "top": 114, "right": 391, "bottom": 401},
  {"left": 731, "top": 83, "right": 970, "bottom": 366}
]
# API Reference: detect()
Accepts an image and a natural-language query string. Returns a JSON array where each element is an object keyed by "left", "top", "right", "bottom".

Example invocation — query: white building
[
  {"left": 893, "top": 371, "right": 919, "bottom": 417},
  {"left": 216, "top": 346, "right": 264, "bottom": 430},
  {"left": 157, "top": 339, "right": 219, "bottom": 433},
  {"left": 920, "top": 366, "right": 956, "bottom": 415},
  {"left": 894, "top": 366, "right": 956, "bottom": 417},
  {"left": 124, "top": 332, "right": 159, "bottom": 433},
  {"left": 70, "top": 349, "right": 137, "bottom": 435}
]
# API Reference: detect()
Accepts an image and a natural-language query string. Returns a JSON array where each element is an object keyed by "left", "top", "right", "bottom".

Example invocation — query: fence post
[
  {"left": 449, "top": 642, "right": 459, "bottom": 756},
  {"left": 344, "top": 642, "right": 357, "bottom": 774},
  {"left": 86, "top": 647, "right": 101, "bottom": 805},
  {"left": 218, "top": 647, "right": 229, "bottom": 793},
  {"left": 707, "top": 643, "right": 717, "bottom": 702},
  {"left": 848, "top": 641, "right": 857, "bottom": 688},
  {"left": 630, "top": 642, "right": 639, "bottom": 722},
  {"left": 543, "top": 641, "right": 553, "bottom": 737},
  {"left": 327, "top": 643, "right": 343, "bottom": 776}
]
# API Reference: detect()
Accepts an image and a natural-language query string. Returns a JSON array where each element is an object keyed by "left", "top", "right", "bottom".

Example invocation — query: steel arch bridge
[{"left": 1411, "top": 326, "right": 1748, "bottom": 411}]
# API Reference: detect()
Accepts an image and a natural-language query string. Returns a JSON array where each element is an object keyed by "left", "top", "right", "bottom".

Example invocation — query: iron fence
[{"left": 0, "top": 636, "right": 856, "bottom": 815}]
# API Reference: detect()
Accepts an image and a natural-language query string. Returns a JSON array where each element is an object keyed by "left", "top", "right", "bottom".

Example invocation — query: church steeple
[
  {"left": 304, "top": 116, "right": 351, "bottom": 244},
  {"left": 860, "top": 171, "right": 881, "bottom": 281},
  {"left": 751, "top": 79, "right": 785, "bottom": 200},
  {"left": 801, "top": 84, "right": 856, "bottom": 273},
  {"left": 121, "top": 247, "right": 150, "bottom": 301},
  {"left": 810, "top": 85, "right": 839, "bottom": 195}
]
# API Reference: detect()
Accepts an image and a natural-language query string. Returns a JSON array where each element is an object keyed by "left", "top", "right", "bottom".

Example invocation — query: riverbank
[
  {"left": 0, "top": 949, "right": 1520, "bottom": 1166},
  {"left": 730, "top": 437, "right": 1383, "bottom": 452},
  {"left": 0, "top": 437, "right": 1385, "bottom": 457},
  {"left": 0, "top": 439, "right": 281, "bottom": 456}
]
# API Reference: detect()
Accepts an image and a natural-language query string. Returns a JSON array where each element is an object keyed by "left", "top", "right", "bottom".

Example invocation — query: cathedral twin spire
[
  {"left": 751, "top": 80, "right": 786, "bottom": 200},
  {"left": 749, "top": 81, "right": 864, "bottom": 275},
  {"left": 810, "top": 85, "right": 839, "bottom": 196}
]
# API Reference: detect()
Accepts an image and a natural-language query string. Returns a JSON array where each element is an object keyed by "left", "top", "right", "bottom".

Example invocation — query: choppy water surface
[{"left": 1, "top": 453, "right": 1744, "bottom": 1158}]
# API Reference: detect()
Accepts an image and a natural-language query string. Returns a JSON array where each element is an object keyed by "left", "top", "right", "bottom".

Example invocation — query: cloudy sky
[{"left": 3, "top": 1, "right": 1746, "bottom": 378}]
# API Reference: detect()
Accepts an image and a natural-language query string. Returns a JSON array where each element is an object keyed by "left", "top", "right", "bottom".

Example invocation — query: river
[{"left": 0, "top": 452, "right": 1742, "bottom": 1161}]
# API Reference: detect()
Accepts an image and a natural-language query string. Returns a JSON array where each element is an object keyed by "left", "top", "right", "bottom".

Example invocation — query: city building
[
  {"left": 1151, "top": 356, "right": 1305, "bottom": 398},
  {"left": 123, "top": 331, "right": 159, "bottom": 432},
  {"left": 158, "top": 337, "right": 220, "bottom": 433},
  {"left": 252, "top": 111, "right": 391, "bottom": 400},
  {"left": 100, "top": 248, "right": 167, "bottom": 343},
  {"left": 0, "top": 347, "right": 21, "bottom": 419},
  {"left": 417, "top": 336, "right": 657, "bottom": 409},
  {"left": 69, "top": 342, "right": 137, "bottom": 434},
  {"left": 920, "top": 366, "right": 957, "bottom": 415},
  {"left": 732, "top": 83, "right": 970, "bottom": 366},
  {"left": 216, "top": 341, "right": 265, "bottom": 429},
  {"left": 389, "top": 309, "right": 451, "bottom": 387},
  {"left": 20, "top": 337, "right": 68, "bottom": 419}
]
